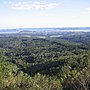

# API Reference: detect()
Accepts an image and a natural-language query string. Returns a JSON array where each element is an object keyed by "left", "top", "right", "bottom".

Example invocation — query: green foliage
[{"left": 0, "top": 32, "right": 90, "bottom": 90}]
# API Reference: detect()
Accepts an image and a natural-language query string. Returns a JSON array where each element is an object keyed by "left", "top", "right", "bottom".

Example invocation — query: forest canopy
[{"left": 0, "top": 31, "right": 90, "bottom": 90}]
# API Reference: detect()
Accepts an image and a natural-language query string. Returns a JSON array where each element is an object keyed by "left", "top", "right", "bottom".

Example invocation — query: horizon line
[{"left": 0, "top": 27, "right": 90, "bottom": 30}]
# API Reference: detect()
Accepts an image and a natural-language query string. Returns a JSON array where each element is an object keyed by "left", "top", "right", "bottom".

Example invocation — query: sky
[{"left": 0, "top": 0, "right": 90, "bottom": 29}]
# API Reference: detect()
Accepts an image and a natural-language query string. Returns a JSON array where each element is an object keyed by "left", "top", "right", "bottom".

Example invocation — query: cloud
[
  {"left": 71, "top": 15, "right": 78, "bottom": 18},
  {"left": 9, "top": 1, "right": 57, "bottom": 10},
  {"left": 86, "top": 8, "right": 90, "bottom": 11}
]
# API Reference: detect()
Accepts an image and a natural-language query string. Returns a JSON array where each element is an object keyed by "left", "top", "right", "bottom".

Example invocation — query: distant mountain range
[{"left": 0, "top": 27, "right": 90, "bottom": 34}]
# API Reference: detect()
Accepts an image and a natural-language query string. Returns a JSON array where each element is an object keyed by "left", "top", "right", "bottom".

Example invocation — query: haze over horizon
[{"left": 0, "top": 0, "right": 90, "bottom": 29}]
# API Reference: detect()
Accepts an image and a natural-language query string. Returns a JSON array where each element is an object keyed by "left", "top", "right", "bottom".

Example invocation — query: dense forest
[{"left": 0, "top": 31, "right": 90, "bottom": 90}]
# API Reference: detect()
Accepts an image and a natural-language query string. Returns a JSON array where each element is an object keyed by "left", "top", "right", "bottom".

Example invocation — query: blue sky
[{"left": 0, "top": 0, "right": 90, "bottom": 28}]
